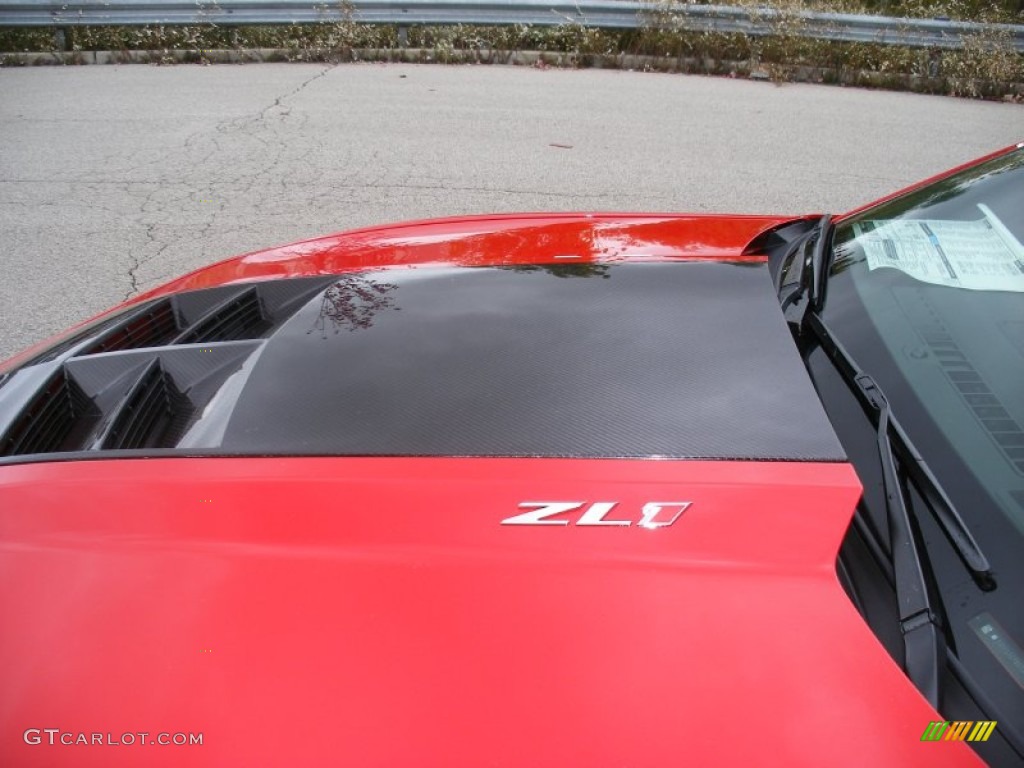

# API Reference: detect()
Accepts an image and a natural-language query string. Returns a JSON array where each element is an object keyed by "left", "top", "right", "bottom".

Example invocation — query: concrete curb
[{"left": 1, "top": 46, "right": 1022, "bottom": 100}]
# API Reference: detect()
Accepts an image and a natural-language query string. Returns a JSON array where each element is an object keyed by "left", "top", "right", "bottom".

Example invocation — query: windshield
[{"left": 822, "top": 145, "right": 1024, "bottom": 748}]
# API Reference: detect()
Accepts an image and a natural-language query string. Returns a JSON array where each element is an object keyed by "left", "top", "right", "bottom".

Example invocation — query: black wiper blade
[
  {"left": 887, "top": 417, "right": 997, "bottom": 590},
  {"left": 855, "top": 370, "right": 945, "bottom": 708},
  {"left": 806, "top": 312, "right": 995, "bottom": 589}
]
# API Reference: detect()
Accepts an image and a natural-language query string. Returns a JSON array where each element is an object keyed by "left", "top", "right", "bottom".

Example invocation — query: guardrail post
[
  {"left": 398, "top": 25, "right": 409, "bottom": 47},
  {"left": 53, "top": 26, "right": 71, "bottom": 51}
]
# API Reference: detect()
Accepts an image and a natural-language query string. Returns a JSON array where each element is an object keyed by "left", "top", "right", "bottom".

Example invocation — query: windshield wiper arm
[
  {"left": 805, "top": 312, "right": 998, "bottom": 707},
  {"left": 855, "top": 369, "right": 945, "bottom": 708},
  {"left": 805, "top": 297, "right": 995, "bottom": 589}
]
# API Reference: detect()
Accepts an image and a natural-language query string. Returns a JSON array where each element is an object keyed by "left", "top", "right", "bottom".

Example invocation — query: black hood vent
[
  {"left": 0, "top": 370, "right": 96, "bottom": 456},
  {"left": 76, "top": 279, "right": 325, "bottom": 357},
  {"left": 83, "top": 300, "right": 180, "bottom": 355},
  {"left": 0, "top": 276, "right": 335, "bottom": 461},
  {"left": 98, "top": 360, "right": 190, "bottom": 450},
  {"left": 175, "top": 287, "right": 267, "bottom": 344}
]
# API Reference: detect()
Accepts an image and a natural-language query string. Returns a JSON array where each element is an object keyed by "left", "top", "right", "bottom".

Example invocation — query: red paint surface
[
  {"left": 0, "top": 458, "right": 980, "bottom": 766},
  {"left": 1, "top": 212, "right": 789, "bottom": 374},
  {"left": 133, "top": 212, "right": 786, "bottom": 294}
]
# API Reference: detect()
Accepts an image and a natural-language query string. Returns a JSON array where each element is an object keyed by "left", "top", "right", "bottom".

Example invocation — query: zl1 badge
[{"left": 501, "top": 501, "right": 691, "bottom": 529}]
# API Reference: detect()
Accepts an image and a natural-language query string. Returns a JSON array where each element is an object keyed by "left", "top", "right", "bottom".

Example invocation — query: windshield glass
[{"left": 822, "top": 145, "right": 1024, "bottom": 732}]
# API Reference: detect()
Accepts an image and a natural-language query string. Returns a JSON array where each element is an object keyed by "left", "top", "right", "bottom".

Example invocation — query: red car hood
[
  {"left": 0, "top": 457, "right": 979, "bottom": 766},
  {"left": 136, "top": 211, "right": 794, "bottom": 296},
  {"left": 2, "top": 211, "right": 797, "bottom": 376}
]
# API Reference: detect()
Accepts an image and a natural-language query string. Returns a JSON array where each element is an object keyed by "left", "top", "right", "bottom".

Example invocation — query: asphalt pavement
[{"left": 1, "top": 63, "right": 1022, "bottom": 360}]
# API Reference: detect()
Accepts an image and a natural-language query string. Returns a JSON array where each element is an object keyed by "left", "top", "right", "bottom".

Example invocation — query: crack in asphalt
[
  {"left": 124, "top": 184, "right": 167, "bottom": 301},
  {"left": 264, "top": 63, "right": 335, "bottom": 117},
  {"left": 119, "top": 64, "right": 337, "bottom": 300}
]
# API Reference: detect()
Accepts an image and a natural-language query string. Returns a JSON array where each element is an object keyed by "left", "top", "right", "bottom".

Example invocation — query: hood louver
[
  {"left": 97, "top": 360, "right": 189, "bottom": 450},
  {"left": 0, "top": 370, "right": 97, "bottom": 456},
  {"left": 83, "top": 301, "right": 181, "bottom": 355},
  {"left": 82, "top": 286, "right": 270, "bottom": 356},
  {"left": 174, "top": 288, "right": 267, "bottom": 345},
  {"left": 0, "top": 276, "right": 334, "bottom": 460}
]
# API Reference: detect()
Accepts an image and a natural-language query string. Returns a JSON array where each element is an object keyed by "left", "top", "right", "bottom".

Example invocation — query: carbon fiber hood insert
[{"left": 0, "top": 262, "right": 845, "bottom": 462}]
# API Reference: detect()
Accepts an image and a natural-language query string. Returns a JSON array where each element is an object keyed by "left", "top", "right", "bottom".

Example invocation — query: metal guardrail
[{"left": 0, "top": 0, "right": 1021, "bottom": 53}]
